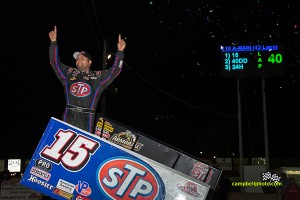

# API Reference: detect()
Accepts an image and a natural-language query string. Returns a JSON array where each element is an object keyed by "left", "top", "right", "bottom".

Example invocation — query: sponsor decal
[
  {"left": 178, "top": 182, "right": 203, "bottom": 198},
  {"left": 206, "top": 168, "right": 214, "bottom": 183},
  {"left": 75, "top": 181, "right": 92, "bottom": 196},
  {"left": 95, "top": 71, "right": 101, "bottom": 76},
  {"left": 96, "top": 156, "right": 165, "bottom": 200},
  {"left": 35, "top": 158, "right": 52, "bottom": 171},
  {"left": 119, "top": 60, "right": 123, "bottom": 68},
  {"left": 67, "top": 68, "right": 74, "bottom": 74},
  {"left": 190, "top": 162, "right": 213, "bottom": 183},
  {"left": 70, "top": 82, "right": 91, "bottom": 97},
  {"left": 56, "top": 179, "right": 76, "bottom": 194},
  {"left": 73, "top": 70, "right": 80, "bottom": 76},
  {"left": 109, "top": 130, "right": 136, "bottom": 150},
  {"left": 27, "top": 175, "right": 54, "bottom": 190},
  {"left": 76, "top": 194, "right": 91, "bottom": 200},
  {"left": 95, "top": 118, "right": 114, "bottom": 138},
  {"left": 133, "top": 141, "right": 144, "bottom": 151},
  {"left": 30, "top": 166, "right": 51, "bottom": 181},
  {"left": 53, "top": 187, "right": 74, "bottom": 200},
  {"left": 95, "top": 127, "right": 101, "bottom": 136}
]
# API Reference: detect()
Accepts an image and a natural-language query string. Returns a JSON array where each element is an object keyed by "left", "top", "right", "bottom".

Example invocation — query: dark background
[{"left": 1, "top": 0, "right": 299, "bottom": 163}]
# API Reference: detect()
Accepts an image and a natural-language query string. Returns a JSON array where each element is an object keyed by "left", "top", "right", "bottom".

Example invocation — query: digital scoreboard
[{"left": 220, "top": 44, "right": 285, "bottom": 77}]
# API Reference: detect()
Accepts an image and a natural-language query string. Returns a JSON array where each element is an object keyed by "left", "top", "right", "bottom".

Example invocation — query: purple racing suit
[{"left": 49, "top": 41, "right": 124, "bottom": 133}]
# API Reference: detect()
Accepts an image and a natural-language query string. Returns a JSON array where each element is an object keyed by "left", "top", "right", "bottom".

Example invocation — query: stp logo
[
  {"left": 96, "top": 156, "right": 165, "bottom": 200},
  {"left": 70, "top": 82, "right": 91, "bottom": 97},
  {"left": 190, "top": 162, "right": 213, "bottom": 183}
]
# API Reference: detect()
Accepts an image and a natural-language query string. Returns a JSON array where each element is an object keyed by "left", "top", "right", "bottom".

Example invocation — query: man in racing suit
[{"left": 48, "top": 25, "right": 126, "bottom": 133}]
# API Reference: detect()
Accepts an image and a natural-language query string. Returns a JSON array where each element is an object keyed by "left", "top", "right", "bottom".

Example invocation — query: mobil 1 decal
[{"left": 96, "top": 156, "right": 166, "bottom": 200}]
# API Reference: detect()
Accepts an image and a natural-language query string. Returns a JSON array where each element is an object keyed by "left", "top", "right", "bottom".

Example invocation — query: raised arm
[
  {"left": 98, "top": 34, "right": 125, "bottom": 88},
  {"left": 49, "top": 26, "right": 57, "bottom": 42},
  {"left": 48, "top": 25, "right": 69, "bottom": 82},
  {"left": 117, "top": 34, "right": 126, "bottom": 52}
]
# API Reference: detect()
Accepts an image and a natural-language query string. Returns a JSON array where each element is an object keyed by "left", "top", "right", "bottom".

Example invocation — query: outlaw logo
[{"left": 109, "top": 130, "right": 136, "bottom": 150}]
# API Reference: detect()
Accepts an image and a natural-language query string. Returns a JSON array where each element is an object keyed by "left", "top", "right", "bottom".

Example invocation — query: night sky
[{"left": 1, "top": 0, "right": 299, "bottom": 161}]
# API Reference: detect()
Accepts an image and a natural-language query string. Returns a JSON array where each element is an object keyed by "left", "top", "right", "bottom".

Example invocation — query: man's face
[{"left": 76, "top": 54, "right": 92, "bottom": 72}]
